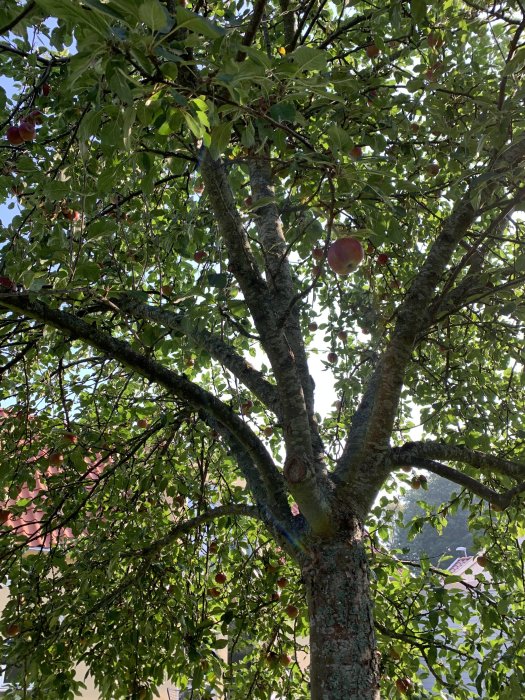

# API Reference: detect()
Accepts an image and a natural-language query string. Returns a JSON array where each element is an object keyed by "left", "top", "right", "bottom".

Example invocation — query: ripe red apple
[
  {"left": 209, "top": 540, "right": 218, "bottom": 554},
  {"left": 327, "top": 237, "right": 364, "bottom": 275},
  {"left": 0, "top": 509, "right": 10, "bottom": 525},
  {"left": 244, "top": 196, "right": 253, "bottom": 208},
  {"left": 271, "top": 591, "right": 281, "bottom": 601},
  {"left": 337, "top": 330, "right": 348, "bottom": 341},
  {"left": 327, "top": 352, "right": 338, "bottom": 364},
  {"left": 279, "top": 653, "right": 292, "bottom": 666},
  {"left": 27, "top": 110, "right": 43, "bottom": 125},
  {"left": 428, "top": 33, "right": 444, "bottom": 49},
  {"left": 426, "top": 162, "right": 440, "bottom": 176},
  {"left": 285, "top": 604, "right": 299, "bottom": 619},
  {"left": 193, "top": 182, "right": 204, "bottom": 194},
  {"left": 5, "top": 622, "right": 20, "bottom": 638},
  {"left": 64, "top": 210, "right": 81, "bottom": 222},
  {"left": 137, "top": 419, "right": 148, "bottom": 429},
  {"left": 377, "top": 253, "right": 389, "bottom": 266},
  {"left": 411, "top": 477, "right": 421, "bottom": 490},
  {"left": 194, "top": 250, "right": 207, "bottom": 263},
  {"left": 207, "top": 587, "right": 220, "bottom": 598},
  {"left": 350, "top": 145, "right": 362, "bottom": 160},
  {"left": 366, "top": 44, "right": 380, "bottom": 58},
  {"left": 215, "top": 571, "right": 227, "bottom": 584},
  {"left": 395, "top": 677, "right": 412, "bottom": 694},
  {"left": 48, "top": 452, "right": 64, "bottom": 466},
  {"left": 241, "top": 400, "right": 253, "bottom": 415},
  {"left": 308, "top": 322, "right": 318, "bottom": 332},
  {"left": 6, "top": 126, "right": 24, "bottom": 145},
  {"left": 63, "top": 432, "right": 78, "bottom": 444},
  {"left": 0, "top": 277, "right": 16, "bottom": 290},
  {"left": 42, "top": 83, "right": 51, "bottom": 96},
  {"left": 265, "top": 651, "right": 279, "bottom": 668},
  {"left": 18, "top": 121, "right": 36, "bottom": 142},
  {"left": 312, "top": 247, "right": 324, "bottom": 261},
  {"left": 263, "top": 426, "right": 274, "bottom": 437},
  {"left": 276, "top": 576, "right": 288, "bottom": 588}
]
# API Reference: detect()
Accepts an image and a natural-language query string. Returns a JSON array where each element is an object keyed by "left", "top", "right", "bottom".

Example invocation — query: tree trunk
[{"left": 303, "top": 524, "right": 380, "bottom": 699}]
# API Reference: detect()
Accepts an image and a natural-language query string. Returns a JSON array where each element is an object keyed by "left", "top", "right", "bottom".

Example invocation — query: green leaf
[
  {"left": 176, "top": 7, "right": 225, "bottom": 38},
  {"left": 410, "top": 0, "right": 427, "bottom": 24},
  {"left": 138, "top": 0, "right": 171, "bottom": 31},
  {"left": 122, "top": 105, "right": 137, "bottom": 151},
  {"left": 327, "top": 125, "right": 350, "bottom": 151},
  {"left": 289, "top": 46, "right": 327, "bottom": 72},
  {"left": 515, "top": 253, "right": 525, "bottom": 271},
  {"left": 212, "top": 638, "right": 229, "bottom": 649},
  {"left": 81, "top": 0, "right": 126, "bottom": 22},
  {"left": 209, "top": 122, "right": 232, "bottom": 159},
  {"left": 76, "top": 262, "right": 102, "bottom": 282},
  {"left": 269, "top": 102, "right": 296, "bottom": 124},
  {"left": 206, "top": 273, "right": 228, "bottom": 289},
  {"left": 184, "top": 112, "right": 205, "bottom": 138}
]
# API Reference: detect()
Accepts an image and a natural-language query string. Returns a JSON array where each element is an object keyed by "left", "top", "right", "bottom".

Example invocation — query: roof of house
[{"left": 0, "top": 452, "right": 106, "bottom": 549}]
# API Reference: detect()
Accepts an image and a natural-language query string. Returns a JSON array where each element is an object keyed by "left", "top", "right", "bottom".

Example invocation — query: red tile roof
[{"left": 0, "top": 454, "right": 107, "bottom": 549}]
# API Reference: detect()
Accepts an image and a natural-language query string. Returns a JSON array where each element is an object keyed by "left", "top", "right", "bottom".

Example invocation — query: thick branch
[
  {"left": 429, "top": 192, "right": 525, "bottom": 321},
  {"left": 338, "top": 200, "right": 476, "bottom": 479},
  {"left": 236, "top": 0, "right": 267, "bottom": 62},
  {"left": 129, "top": 504, "right": 262, "bottom": 558},
  {"left": 113, "top": 294, "right": 282, "bottom": 418},
  {"left": 0, "top": 290, "right": 290, "bottom": 519},
  {"left": 318, "top": 11, "right": 375, "bottom": 50},
  {"left": 395, "top": 458, "right": 511, "bottom": 509},
  {"left": 200, "top": 151, "right": 333, "bottom": 534},
  {"left": 337, "top": 136, "right": 525, "bottom": 484},
  {"left": 248, "top": 155, "right": 321, "bottom": 452},
  {"left": 390, "top": 441, "right": 525, "bottom": 481},
  {"left": 279, "top": 0, "right": 297, "bottom": 50},
  {"left": 0, "top": 2, "right": 36, "bottom": 35},
  {"left": 203, "top": 415, "right": 305, "bottom": 559}
]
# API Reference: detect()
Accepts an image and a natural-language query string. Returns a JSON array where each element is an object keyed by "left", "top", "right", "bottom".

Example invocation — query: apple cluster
[{"left": 5, "top": 110, "right": 43, "bottom": 146}]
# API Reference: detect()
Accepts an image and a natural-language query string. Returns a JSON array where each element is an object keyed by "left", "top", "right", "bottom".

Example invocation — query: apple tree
[{"left": 0, "top": 1, "right": 525, "bottom": 698}]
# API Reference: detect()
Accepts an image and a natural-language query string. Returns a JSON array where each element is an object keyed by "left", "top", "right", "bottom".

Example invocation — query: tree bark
[{"left": 303, "top": 526, "right": 380, "bottom": 699}]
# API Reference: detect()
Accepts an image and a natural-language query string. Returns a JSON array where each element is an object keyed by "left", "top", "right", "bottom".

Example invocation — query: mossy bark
[{"left": 303, "top": 525, "right": 380, "bottom": 699}]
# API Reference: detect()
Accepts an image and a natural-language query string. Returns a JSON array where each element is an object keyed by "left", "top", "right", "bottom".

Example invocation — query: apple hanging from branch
[{"left": 327, "top": 237, "right": 364, "bottom": 275}]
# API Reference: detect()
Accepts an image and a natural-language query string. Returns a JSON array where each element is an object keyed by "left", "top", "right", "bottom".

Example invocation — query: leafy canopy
[{"left": 0, "top": 0, "right": 524, "bottom": 698}]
